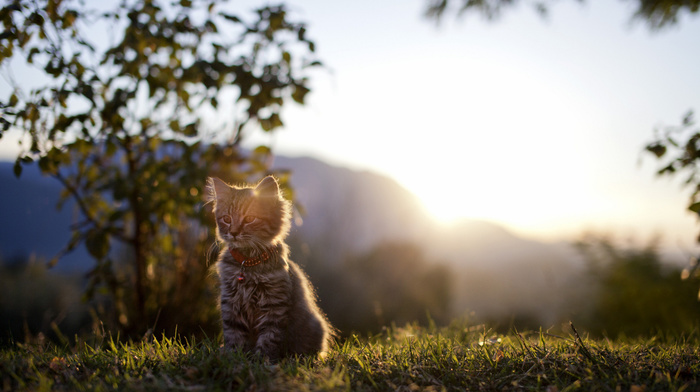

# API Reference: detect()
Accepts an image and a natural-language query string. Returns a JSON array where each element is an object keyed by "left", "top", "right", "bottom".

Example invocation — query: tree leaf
[
  {"left": 689, "top": 202, "right": 700, "bottom": 214},
  {"left": 220, "top": 13, "right": 241, "bottom": 23},
  {"left": 85, "top": 229, "right": 110, "bottom": 259},
  {"left": 253, "top": 145, "right": 271, "bottom": 154},
  {"left": 646, "top": 143, "right": 666, "bottom": 158},
  {"left": 13, "top": 158, "right": 22, "bottom": 178},
  {"left": 183, "top": 122, "right": 197, "bottom": 136},
  {"left": 292, "top": 85, "right": 310, "bottom": 104},
  {"left": 47, "top": 257, "right": 59, "bottom": 268}
]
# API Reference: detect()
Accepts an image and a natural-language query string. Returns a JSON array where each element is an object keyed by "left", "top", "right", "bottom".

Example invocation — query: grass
[{"left": 1, "top": 321, "right": 700, "bottom": 391}]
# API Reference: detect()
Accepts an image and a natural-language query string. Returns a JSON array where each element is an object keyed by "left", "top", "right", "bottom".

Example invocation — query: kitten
[{"left": 208, "top": 175, "right": 332, "bottom": 360}]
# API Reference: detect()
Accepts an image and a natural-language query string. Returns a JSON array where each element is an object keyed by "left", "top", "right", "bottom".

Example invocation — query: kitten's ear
[
  {"left": 207, "top": 177, "right": 229, "bottom": 202},
  {"left": 255, "top": 176, "right": 281, "bottom": 197}
]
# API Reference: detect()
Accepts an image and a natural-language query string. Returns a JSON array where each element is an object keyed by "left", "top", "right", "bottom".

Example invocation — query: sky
[
  {"left": 2, "top": 0, "right": 700, "bottom": 249},
  {"left": 243, "top": 0, "right": 700, "bottom": 248}
]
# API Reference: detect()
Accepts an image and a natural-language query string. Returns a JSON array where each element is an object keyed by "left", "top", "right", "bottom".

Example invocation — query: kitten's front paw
[
  {"left": 254, "top": 345, "right": 281, "bottom": 363},
  {"left": 220, "top": 343, "right": 240, "bottom": 355}
]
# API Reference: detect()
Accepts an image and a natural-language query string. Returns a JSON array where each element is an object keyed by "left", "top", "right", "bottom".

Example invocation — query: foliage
[
  {"left": 0, "top": 0, "right": 319, "bottom": 336},
  {"left": 645, "top": 112, "right": 700, "bottom": 280},
  {"left": 424, "top": 0, "right": 700, "bottom": 29},
  {"left": 646, "top": 111, "right": 700, "bottom": 233},
  {"left": 575, "top": 236, "right": 700, "bottom": 338},
  {"left": 296, "top": 240, "right": 454, "bottom": 336},
  {"left": 8, "top": 234, "right": 700, "bottom": 344},
  {"left": 0, "top": 256, "right": 91, "bottom": 347},
  {"left": 2, "top": 321, "right": 700, "bottom": 391},
  {"left": 339, "top": 242, "right": 453, "bottom": 332}
]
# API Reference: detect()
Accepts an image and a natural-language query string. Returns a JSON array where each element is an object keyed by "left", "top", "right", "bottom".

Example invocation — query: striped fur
[{"left": 208, "top": 176, "right": 332, "bottom": 360}]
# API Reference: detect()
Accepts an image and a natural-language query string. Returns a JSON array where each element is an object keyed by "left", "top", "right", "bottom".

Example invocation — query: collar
[{"left": 228, "top": 248, "right": 271, "bottom": 267}]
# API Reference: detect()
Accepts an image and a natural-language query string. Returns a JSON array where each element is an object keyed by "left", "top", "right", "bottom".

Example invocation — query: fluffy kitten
[{"left": 208, "top": 175, "right": 332, "bottom": 360}]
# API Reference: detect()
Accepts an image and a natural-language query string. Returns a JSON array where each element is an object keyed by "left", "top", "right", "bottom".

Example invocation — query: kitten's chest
[{"left": 223, "top": 269, "right": 292, "bottom": 317}]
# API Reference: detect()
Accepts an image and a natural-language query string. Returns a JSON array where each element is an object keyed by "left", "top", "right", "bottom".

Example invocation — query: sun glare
[
  {"left": 380, "top": 54, "right": 602, "bottom": 239},
  {"left": 404, "top": 163, "right": 609, "bottom": 243}
]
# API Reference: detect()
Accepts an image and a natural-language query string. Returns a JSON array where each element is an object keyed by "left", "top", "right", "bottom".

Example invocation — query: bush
[{"left": 576, "top": 237, "right": 700, "bottom": 338}]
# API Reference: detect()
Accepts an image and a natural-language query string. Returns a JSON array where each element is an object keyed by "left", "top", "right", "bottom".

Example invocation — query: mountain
[
  {"left": 0, "top": 162, "right": 90, "bottom": 272},
  {"left": 273, "top": 156, "right": 432, "bottom": 262},
  {"left": 0, "top": 156, "right": 584, "bottom": 325},
  {"left": 272, "top": 156, "right": 583, "bottom": 324}
]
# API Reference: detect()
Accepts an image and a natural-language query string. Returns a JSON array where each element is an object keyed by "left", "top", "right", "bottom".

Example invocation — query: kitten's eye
[
  {"left": 243, "top": 216, "right": 256, "bottom": 224},
  {"left": 221, "top": 215, "right": 232, "bottom": 224}
]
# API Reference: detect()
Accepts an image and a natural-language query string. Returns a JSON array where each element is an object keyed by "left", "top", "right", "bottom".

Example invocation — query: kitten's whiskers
[{"left": 206, "top": 241, "right": 221, "bottom": 266}]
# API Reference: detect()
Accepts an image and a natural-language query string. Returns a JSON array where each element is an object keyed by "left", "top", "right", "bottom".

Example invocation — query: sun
[
  {"left": 416, "top": 188, "right": 470, "bottom": 225},
  {"left": 396, "top": 148, "right": 598, "bottom": 241}
]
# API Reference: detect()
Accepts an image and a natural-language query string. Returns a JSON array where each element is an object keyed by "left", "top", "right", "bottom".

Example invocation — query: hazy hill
[
  {"left": 273, "top": 156, "right": 432, "bottom": 262},
  {"left": 0, "top": 156, "right": 584, "bottom": 325},
  {"left": 272, "top": 156, "right": 584, "bottom": 324},
  {"left": 0, "top": 163, "right": 90, "bottom": 272}
]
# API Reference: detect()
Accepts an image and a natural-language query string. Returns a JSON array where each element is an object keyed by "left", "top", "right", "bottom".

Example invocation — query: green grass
[{"left": 2, "top": 322, "right": 700, "bottom": 391}]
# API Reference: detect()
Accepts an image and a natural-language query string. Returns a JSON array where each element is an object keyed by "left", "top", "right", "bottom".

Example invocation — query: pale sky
[
  {"left": 2, "top": 0, "right": 700, "bottom": 249},
  {"left": 242, "top": 0, "right": 700, "bottom": 248}
]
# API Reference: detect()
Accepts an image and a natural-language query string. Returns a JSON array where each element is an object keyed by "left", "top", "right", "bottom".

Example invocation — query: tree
[
  {"left": 645, "top": 113, "right": 700, "bottom": 281},
  {"left": 424, "top": 0, "right": 700, "bottom": 29},
  {"left": 331, "top": 242, "right": 453, "bottom": 334},
  {"left": 0, "top": 0, "right": 320, "bottom": 336},
  {"left": 575, "top": 236, "right": 700, "bottom": 337}
]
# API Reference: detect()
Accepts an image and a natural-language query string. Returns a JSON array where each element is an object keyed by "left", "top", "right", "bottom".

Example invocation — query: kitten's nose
[{"left": 230, "top": 230, "right": 240, "bottom": 239}]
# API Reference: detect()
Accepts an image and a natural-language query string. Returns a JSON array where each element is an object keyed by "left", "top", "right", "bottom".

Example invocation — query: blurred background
[{"left": 2, "top": 0, "right": 700, "bottom": 344}]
